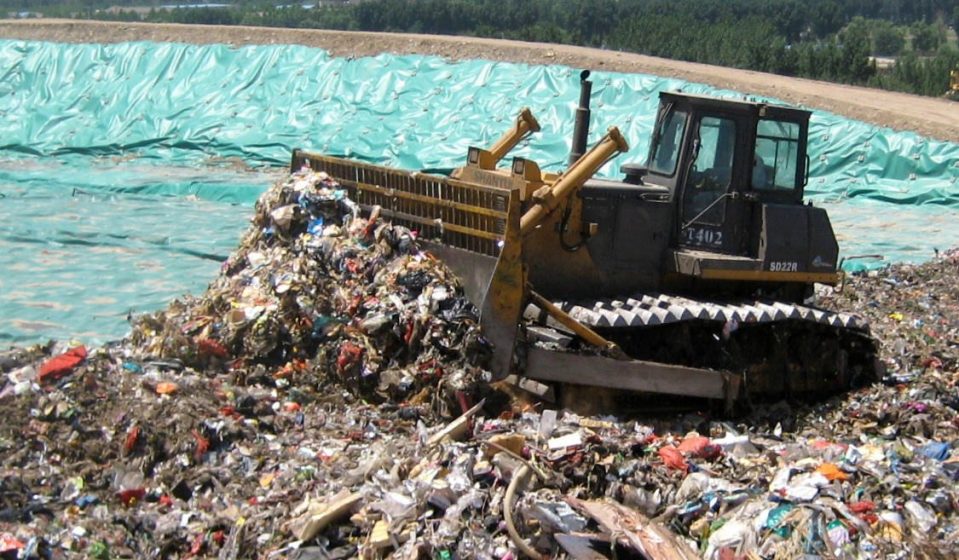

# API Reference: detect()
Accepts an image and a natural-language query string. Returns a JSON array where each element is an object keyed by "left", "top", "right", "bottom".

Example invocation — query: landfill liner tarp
[{"left": 0, "top": 40, "right": 957, "bottom": 204}]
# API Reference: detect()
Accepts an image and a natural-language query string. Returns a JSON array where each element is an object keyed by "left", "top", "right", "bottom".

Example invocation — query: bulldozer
[
  {"left": 292, "top": 71, "right": 877, "bottom": 410},
  {"left": 946, "top": 67, "right": 959, "bottom": 101}
]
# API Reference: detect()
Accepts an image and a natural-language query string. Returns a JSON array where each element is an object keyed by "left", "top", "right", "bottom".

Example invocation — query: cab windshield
[{"left": 648, "top": 107, "right": 687, "bottom": 176}]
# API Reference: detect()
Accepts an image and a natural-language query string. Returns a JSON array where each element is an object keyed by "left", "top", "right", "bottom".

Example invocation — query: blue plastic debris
[{"left": 920, "top": 442, "right": 950, "bottom": 462}]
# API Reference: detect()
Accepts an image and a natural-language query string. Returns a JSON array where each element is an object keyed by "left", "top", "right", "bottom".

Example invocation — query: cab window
[
  {"left": 753, "top": 119, "right": 800, "bottom": 190},
  {"left": 683, "top": 115, "right": 736, "bottom": 226},
  {"left": 649, "top": 108, "right": 687, "bottom": 176}
]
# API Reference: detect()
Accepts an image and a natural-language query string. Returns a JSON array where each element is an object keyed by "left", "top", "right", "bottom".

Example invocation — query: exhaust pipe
[{"left": 568, "top": 70, "right": 593, "bottom": 165}]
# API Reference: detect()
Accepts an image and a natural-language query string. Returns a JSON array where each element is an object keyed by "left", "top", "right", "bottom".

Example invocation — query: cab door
[{"left": 677, "top": 114, "right": 749, "bottom": 255}]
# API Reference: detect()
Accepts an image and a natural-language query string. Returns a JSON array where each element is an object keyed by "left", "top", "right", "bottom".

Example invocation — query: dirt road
[{"left": 2, "top": 19, "right": 958, "bottom": 143}]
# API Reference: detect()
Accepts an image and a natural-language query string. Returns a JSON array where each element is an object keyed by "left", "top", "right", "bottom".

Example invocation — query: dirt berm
[{"left": 2, "top": 19, "right": 959, "bottom": 144}]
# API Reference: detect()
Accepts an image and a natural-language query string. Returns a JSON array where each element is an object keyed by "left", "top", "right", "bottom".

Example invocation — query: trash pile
[
  {"left": 0, "top": 168, "right": 957, "bottom": 559},
  {"left": 128, "top": 166, "right": 492, "bottom": 417}
]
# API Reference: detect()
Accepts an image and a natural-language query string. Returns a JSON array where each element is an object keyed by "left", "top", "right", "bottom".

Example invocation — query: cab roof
[{"left": 659, "top": 91, "right": 811, "bottom": 123}]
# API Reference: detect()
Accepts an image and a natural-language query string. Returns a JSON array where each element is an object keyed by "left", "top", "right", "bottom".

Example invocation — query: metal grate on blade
[{"left": 294, "top": 151, "right": 510, "bottom": 257}]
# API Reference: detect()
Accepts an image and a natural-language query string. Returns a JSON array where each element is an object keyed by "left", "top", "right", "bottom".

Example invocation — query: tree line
[{"left": 6, "top": 0, "right": 959, "bottom": 98}]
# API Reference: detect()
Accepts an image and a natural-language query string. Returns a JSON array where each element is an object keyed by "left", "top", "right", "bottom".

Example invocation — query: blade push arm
[
  {"left": 520, "top": 127, "right": 629, "bottom": 236},
  {"left": 457, "top": 108, "right": 542, "bottom": 174}
]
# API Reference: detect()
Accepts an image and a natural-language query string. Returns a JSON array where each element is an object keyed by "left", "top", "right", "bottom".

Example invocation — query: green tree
[
  {"left": 872, "top": 21, "right": 905, "bottom": 56},
  {"left": 839, "top": 21, "right": 875, "bottom": 82},
  {"left": 910, "top": 22, "right": 942, "bottom": 54}
]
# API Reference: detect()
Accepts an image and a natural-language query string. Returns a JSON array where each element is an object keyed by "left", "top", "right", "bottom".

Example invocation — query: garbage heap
[
  {"left": 129, "top": 166, "right": 492, "bottom": 417},
  {"left": 0, "top": 168, "right": 957, "bottom": 559}
]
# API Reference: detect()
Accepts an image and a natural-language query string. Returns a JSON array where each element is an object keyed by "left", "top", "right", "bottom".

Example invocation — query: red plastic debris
[
  {"left": 123, "top": 425, "right": 140, "bottom": 454},
  {"left": 417, "top": 358, "right": 444, "bottom": 379},
  {"left": 676, "top": 435, "right": 722, "bottom": 460},
  {"left": 197, "top": 337, "right": 229, "bottom": 359},
  {"left": 849, "top": 500, "right": 878, "bottom": 524},
  {"left": 212, "top": 530, "right": 225, "bottom": 546},
  {"left": 849, "top": 500, "right": 876, "bottom": 513},
  {"left": 0, "top": 534, "right": 25, "bottom": 553},
  {"left": 336, "top": 341, "right": 364, "bottom": 376},
  {"left": 117, "top": 487, "right": 146, "bottom": 507},
  {"left": 158, "top": 494, "right": 174, "bottom": 507},
  {"left": 677, "top": 435, "right": 709, "bottom": 454},
  {"left": 658, "top": 445, "right": 688, "bottom": 472},
  {"left": 38, "top": 345, "right": 87, "bottom": 384},
  {"left": 193, "top": 429, "right": 210, "bottom": 460},
  {"left": 187, "top": 533, "right": 205, "bottom": 556},
  {"left": 219, "top": 405, "right": 240, "bottom": 419},
  {"left": 455, "top": 391, "right": 472, "bottom": 416},
  {"left": 641, "top": 433, "right": 659, "bottom": 445}
]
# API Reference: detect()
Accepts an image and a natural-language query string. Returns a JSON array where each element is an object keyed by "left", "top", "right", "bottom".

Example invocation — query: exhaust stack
[{"left": 568, "top": 70, "right": 593, "bottom": 165}]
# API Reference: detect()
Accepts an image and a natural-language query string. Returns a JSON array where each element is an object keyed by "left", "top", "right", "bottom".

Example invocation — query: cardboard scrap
[
  {"left": 368, "top": 519, "right": 391, "bottom": 549},
  {"left": 566, "top": 498, "right": 699, "bottom": 560},
  {"left": 484, "top": 433, "right": 527, "bottom": 458},
  {"left": 292, "top": 490, "right": 364, "bottom": 542}
]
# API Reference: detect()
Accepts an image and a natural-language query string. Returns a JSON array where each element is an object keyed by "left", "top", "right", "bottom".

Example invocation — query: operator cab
[
  {"left": 570, "top": 88, "right": 837, "bottom": 298},
  {"left": 635, "top": 92, "right": 810, "bottom": 257}
]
